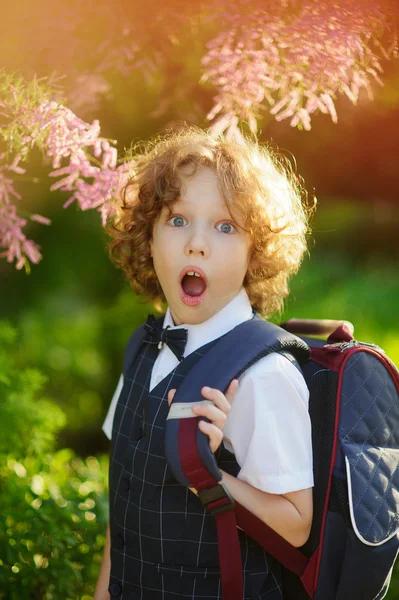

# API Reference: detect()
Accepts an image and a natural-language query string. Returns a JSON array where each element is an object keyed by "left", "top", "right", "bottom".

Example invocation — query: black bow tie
[{"left": 144, "top": 314, "right": 188, "bottom": 361}]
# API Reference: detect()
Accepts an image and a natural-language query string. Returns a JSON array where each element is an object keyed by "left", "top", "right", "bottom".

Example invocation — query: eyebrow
[{"left": 170, "top": 198, "right": 232, "bottom": 213}]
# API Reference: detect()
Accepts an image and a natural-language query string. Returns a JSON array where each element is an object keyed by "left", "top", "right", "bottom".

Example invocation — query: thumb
[
  {"left": 167, "top": 388, "right": 176, "bottom": 407},
  {"left": 225, "top": 379, "right": 239, "bottom": 405}
]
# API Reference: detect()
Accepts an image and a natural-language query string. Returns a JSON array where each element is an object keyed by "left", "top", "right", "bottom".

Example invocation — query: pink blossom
[
  {"left": 203, "top": 0, "right": 399, "bottom": 137},
  {"left": 30, "top": 214, "right": 52, "bottom": 225},
  {"left": 0, "top": 195, "right": 42, "bottom": 269},
  {"left": 1, "top": 96, "right": 121, "bottom": 269},
  {"left": 68, "top": 73, "right": 112, "bottom": 115},
  {"left": 23, "top": 100, "right": 122, "bottom": 221},
  {"left": 1, "top": 1, "right": 398, "bottom": 270}
]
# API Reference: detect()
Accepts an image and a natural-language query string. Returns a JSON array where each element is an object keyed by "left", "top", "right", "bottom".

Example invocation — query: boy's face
[{"left": 150, "top": 166, "right": 253, "bottom": 325}]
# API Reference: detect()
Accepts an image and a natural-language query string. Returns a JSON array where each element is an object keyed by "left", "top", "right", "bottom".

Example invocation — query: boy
[{"left": 95, "top": 127, "right": 313, "bottom": 599}]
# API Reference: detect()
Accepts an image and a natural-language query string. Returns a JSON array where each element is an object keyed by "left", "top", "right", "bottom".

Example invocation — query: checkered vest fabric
[{"left": 108, "top": 335, "right": 284, "bottom": 599}]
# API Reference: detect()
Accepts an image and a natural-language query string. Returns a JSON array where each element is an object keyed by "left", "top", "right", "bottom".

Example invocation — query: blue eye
[
  {"left": 216, "top": 222, "right": 236, "bottom": 234},
  {"left": 169, "top": 216, "right": 187, "bottom": 227}
]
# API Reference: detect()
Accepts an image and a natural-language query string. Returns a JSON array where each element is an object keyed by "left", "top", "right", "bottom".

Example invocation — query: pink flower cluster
[
  {"left": 34, "top": 101, "right": 122, "bottom": 224},
  {"left": 202, "top": 0, "right": 398, "bottom": 136},
  {"left": 2, "top": 0, "right": 398, "bottom": 270},
  {"left": 0, "top": 156, "right": 42, "bottom": 269},
  {"left": 1, "top": 101, "right": 123, "bottom": 269}
]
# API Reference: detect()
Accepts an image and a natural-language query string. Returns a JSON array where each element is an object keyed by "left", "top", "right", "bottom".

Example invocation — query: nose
[{"left": 184, "top": 225, "right": 210, "bottom": 258}]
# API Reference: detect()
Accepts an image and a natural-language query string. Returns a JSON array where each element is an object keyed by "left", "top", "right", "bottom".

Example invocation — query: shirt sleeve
[
  {"left": 223, "top": 353, "right": 313, "bottom": 495},
  {"left": 102, "top": 374, "right": 124, "bottom": 440}
]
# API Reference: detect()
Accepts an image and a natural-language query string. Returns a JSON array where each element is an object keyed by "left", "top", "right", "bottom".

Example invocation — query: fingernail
[{"left": 203, "top": 386, "right": 210, "bottom": 393}]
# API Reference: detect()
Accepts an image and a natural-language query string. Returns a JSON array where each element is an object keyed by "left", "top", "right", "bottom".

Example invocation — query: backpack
[
  {"left": 123, "top": 314, "right": 399, "bottom": 600},
  {"left": 278, "top": 318, "right": 399, "bottom": 600}
]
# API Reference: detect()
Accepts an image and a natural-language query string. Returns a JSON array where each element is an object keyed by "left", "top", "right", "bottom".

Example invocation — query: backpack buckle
[{"left": 197, "top": 483, "right": 235, "bottom": 515}]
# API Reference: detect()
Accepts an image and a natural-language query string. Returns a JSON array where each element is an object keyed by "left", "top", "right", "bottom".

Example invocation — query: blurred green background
[{"left": 1, "top": 2, "right": 399, "bottom": 598}]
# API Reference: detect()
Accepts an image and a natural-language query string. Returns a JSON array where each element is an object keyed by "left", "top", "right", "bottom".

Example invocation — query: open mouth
[{"left": 179, "top": 268, "right": 207, "bottom": 306}]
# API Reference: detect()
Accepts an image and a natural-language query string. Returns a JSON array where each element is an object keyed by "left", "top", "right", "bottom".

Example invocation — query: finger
[
  {"left": 192, "top": 403, "right": 227, "bottom": 430},
  {"left": 198, "top": 420, "right": 223, "bottom": 453},
  {"left": 225, "top": 379, "right": 239, "bottom": 404},
  {"left": 167, "top": 388, "right": 176, "bottom": 407},
  {"left": 201, "top": 386, "right": 231, "bottom": 415}
]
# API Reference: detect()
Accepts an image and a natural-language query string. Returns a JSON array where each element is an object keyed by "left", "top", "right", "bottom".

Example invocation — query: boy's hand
[{"left": 167, "top": 379, "right": 239, "bottom": 452}]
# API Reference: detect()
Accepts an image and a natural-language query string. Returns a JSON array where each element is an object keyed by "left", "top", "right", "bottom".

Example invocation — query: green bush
[{"left": 0, "top": 321, "right": 108, "bottom": 599}]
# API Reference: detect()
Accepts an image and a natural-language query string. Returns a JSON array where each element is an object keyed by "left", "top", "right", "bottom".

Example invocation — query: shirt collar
[{"left": 162, "top": 288, "right": 254, "bottom": 357}]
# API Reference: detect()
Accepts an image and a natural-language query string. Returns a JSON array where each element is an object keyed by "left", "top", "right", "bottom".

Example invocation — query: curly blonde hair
[{"left": 108, "top": 126, "right": 313, "bottom": 316}]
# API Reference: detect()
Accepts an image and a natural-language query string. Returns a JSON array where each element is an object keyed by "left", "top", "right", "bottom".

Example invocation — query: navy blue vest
[{"left": 108, "top": 333, "right": 283, "bottom": 599}]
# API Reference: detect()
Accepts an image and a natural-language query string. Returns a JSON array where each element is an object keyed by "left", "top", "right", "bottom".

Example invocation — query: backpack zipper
[{"left": 324, "top": 340, "right": 385, "bottom": 353}]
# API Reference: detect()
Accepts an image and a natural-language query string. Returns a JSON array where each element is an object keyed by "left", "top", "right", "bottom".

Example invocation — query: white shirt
[{"left": 102, "top": 288, "right": 314, "bottom": 494}]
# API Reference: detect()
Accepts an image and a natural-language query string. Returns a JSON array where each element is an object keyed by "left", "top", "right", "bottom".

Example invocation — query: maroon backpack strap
[
  {"left": 168, "top": 316, "right": 311, "bottom": 599},
  {"left": 180, "top": 416, "right": 243, "bottom": 599},
  {"left": 234, "top": 503, "right": 309, "bottom": 576},
  {"left": 182, "top": 415, "right": 309, "bottom": 599},
  {"left": 185, "top": 425, "right": 309, "bottom": 600}
]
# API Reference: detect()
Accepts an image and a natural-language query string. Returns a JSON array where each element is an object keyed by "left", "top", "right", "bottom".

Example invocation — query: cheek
[
  {"left": 235, "top": 239, "right": 252, "bottom": 266},
  {"left": 151, "top": 236, "right": 172, "bottom": 279},
  {"left": 150, "top": 226, "right": 164, "bottom": 262}
]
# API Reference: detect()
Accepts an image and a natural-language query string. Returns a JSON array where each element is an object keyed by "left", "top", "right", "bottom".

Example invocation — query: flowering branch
[
  {"left": 0, "top": 74, "right": 123, "bottom": 270},
  {"left": 202, "top": 0, "right": 399, "bottom": 138},
  {"left": 42, "top": 1, "right": 396, "bottom": 138},
  {"left": 1, "top": 1, "right": 398, "bottom": 269},
  {"left": 0, "top": 157, "right": 42, "bottom": 270}
]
